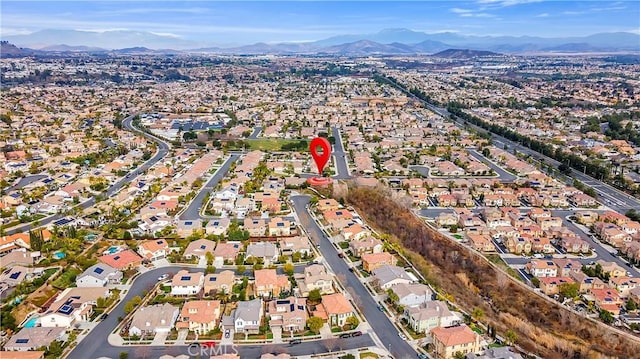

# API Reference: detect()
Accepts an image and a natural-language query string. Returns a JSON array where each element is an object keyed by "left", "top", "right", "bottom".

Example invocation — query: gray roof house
[
  {"left": 392, "top": 283, "right": 433, "bottom": 308},
  {"left": 372, "top": 265, "right": 415, "bottom": 290},
  {"left": 246, "top": 242, "right": 278, "bottom": 265},
  {"left": 233, "top": 298, "right": 263, "bottom": 334},
  {"left": 76, "top": 263, "right": 122, "bottom": 287}
]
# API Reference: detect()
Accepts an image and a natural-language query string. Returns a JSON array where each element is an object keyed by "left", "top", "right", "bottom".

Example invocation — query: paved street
[
  {"left": 4, "top": 174, "right": 48, "bottom": 192},
  {"left": 178, "top": 154, "right": 241, "bottom": 221},
  {"left": 67, "top": 263, "right": 374, "bottom": 359},
  {"left": 292, "top": 195, "right": 417, "bottom": 359},
  {"left": 331, "top": 126, "right": 352, "bottom": 180},
  {"left": 467, "top": 149, "right": 517, "bottom": 183},
  {"left": 4, "top": 114, "right": 170, "bottom": 235}
]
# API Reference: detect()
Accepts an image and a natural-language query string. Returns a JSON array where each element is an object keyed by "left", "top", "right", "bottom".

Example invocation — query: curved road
[
  {"left": 5, "top": 115, "right": 170, "bottom": 235},
  {"left": 68, "top": 265, "right": 374, "bottom": 359}
]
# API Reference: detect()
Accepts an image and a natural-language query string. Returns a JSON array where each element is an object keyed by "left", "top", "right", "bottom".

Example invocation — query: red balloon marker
[{"left": 310, "top": 137, "right": 331, "bottom": 176}]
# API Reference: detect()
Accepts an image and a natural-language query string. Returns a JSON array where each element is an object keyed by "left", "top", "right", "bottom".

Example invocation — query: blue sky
[{"left": 1, "top": 1, "right": 639, "bottom": 44}]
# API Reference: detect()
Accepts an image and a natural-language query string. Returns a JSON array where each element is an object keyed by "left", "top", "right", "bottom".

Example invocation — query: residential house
[
  {"left": 505, "top": 237, "right": 531, "bottom": 255},
  {"left": 254, "top": 268, "right": 290, "bottom": 298},
  {"left": 278, "top": 236, "right": 311, "bottom": 257},
  {"left": 596, "top": 260, "right": 627, "bottom": 278},
  {"left": 129, "top": 303, "right": 179, "bottom": 336},
  {"left": 466, "top": 234, "right": 495, "bottom": 252},
  {"left": 76, "top": 263, "right": 122, "bottom": 287},
  {"left": 609, "top": 277, "right": 640, "bottom": 298},
  {"left": 343, "top": 223, "right": 370, "bottom": 241},
  {"left": 430, "top": 325, "right": 483, "bottom": 359},
  {"left": 0, "top": 249, "right": 37, "bottom": 268},
  {"left": 213, "top": 242, "right": 241, "bottom": 266},
  {"left": 321, "top": 293, "right": 355, "bottom": 327},
  {"left": 40, "top": 287, "right": 109, "bottom": 328},
  {"left": 176, "top": 300, "right": 221, "bottom": 335},
  {"left": 268, "top": 217, "right": 291, "bottom": 236},
  {"left": 170, "top": 270, "right": 205, "bottom": 296},
  {"left": 569, "top": 271, "right": 606, "bottom": 293},
  {"left": 137, "top": 239, "right": 169, "bottom": 261},
  {"left": 246, "top": 242, "right": 279, "bottom": 265},
  {"left": 349, "top": 236, "right": 383, "bottom": 257},
  {"left": 183, "top": 239, "right": 216, "bottom": 260},
  {"left": 538, "top": 277, "right": 575, "bottom": 296},
  {"left": 244, "top": 217, "right": 267, "bottom": 237},
  {"left": 553, "top": 258, "right": 583, "bottom": 277},
  {"left": 3, "top": 327, "right": 66, "bottom": 351},
  {"left": 204, "top": 270, "right": 235, "bottom": 296},
  {"left": 268, "top": 296, "right": 308, "bottom": 332},
  {"left": 526, "top": 260, "right": 558, "bottom": 278},
  {"left": 176, "top": 219, "right": 203, "bottom": 237},
  {"left": 589, "top": 288, "right": 623, "bottom": 315},
  {"left": 232, "top": 298, "right": 263, "bottom": 334},
  {"left": 560, "top": 237, "right": 590, "bottom": 254},
  {"left": 530, "top": 237, "right": 555, "bottom": 254},
  {"left": 296, "top": 264, "right": 334, "bottom": 296},
  {"left": 362, "top": 252, "right": 397, "bottom": 272},
  {"left": 404, "top": 301, "right": 459, "bottom": 334},
  {"left": 205, "top": 218, "right": 231, "bottom": 236},
  {"left": 372, "top": 265, "right": 415, "bottom": 290},
  {"left": 316, "top": 199, "right": 341, "bottom": 212},
  {"left": 576, "top": 211, "right": 598, "bottom": 225},
  {"left": 99, "top": 249, "right": 143, "bottom": 270},
  {"left": 393, "top": 282, "right": 433, "bottom": 308}
]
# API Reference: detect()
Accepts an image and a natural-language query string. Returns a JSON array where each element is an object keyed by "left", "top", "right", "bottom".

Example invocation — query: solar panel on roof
[
  {"left": 9, "top": 272, "right": 21, "bottom": 280},
  {"left": 114, "top": 256, "right": 121, "bottom": 260},
  {"left": 94, "top": 267, "right": 104, "bottom": 274},
  {"left": 59, "top": 304, "right": 74, "bottom": 315},
  {"left": 180, "top": 276, "right": 191, "bottom": 281},
  {"left": 276, "top": 300, "right": 288, "bottom": 305},
  {"left": 185, "top": 221, "right": 192, "bottom": 225},
  {"left": 16, "top": 339, "right": 29, "bottom": 344},
  {"left": 200, "top": 245, "right": 206, "bottom": 249},
  {"left": 157, "top": 240, "right": 163, "bottom": 244},
  {"left": 209, "top": 277, "right": 217, "bottom": 281}
]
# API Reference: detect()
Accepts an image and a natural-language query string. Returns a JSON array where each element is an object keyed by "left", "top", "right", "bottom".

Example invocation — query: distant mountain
[
  {"left": 111, "top": 47, "right": 182, "bottom": 54},
  {"left": 432, "top": 49, "right": 501, "bottom": 58},
  {"left": 0, "top": 41, "right": 33, "bottom": 58},
  {"left": 2, "top": 28, "right": 638, "bottom": 55},
  {"left": 3, "top": 29, "right": 196, "bottom": 50}
]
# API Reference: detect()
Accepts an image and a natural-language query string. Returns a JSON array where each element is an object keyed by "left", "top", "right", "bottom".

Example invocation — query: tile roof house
[
  {"left": 349, "top": 236, "right": 383, "bottom": 257},
  {"left": 176, "top": 219, "right": 203, "bottom": 238},
  {"left": 268, "top": 296, "right": 308, "bottom": 332},
  {"left": 538, "top": 277, "right": 575, "bottom": 296},
  {"left": 129, "top": 303, "right": 179, "bottom": 336},
  {"left": 362, "top": 252, "right": 397, "bottom": 272},
  {"left": 589, "top": 288, "right": 623, "bottom": 315},
  {"left": 183, "top": 239, "right": 216, "bottom": 260},
  {"left": 175, "top": 300, "right": 221, "bottom": 334},
  {"left": 99, "top": 249, "right": 143, "bottom": 270},
  {"left": 246, "top": 242, "right": 279, "bottom": 265},
  {"left": 205, "top": 217, "right": 231, "bottom": 236},
  {"left": 244, "top": 217, "right": 267, "bottom": 237},
  {"left": 3, "top": 327, "right": 66, "bottom": 351},
  {"left": 171, "top": 270, "right": 205, "bottom": 296},
  {"left": 254, "top": 268, "right": 290, "bottom": 298},
  {"left": 278, "top": 236, "right": 311, "bottom": 256},
  {"left": 296, "top": 264, "right": 334, "bottom": 297},
  {"left": 321, "top": 293, "right": 355, "bottom": 327},
  {"left": 40, "top": 287, "right": 110, "bottom": 328},
  {"left": 137, "top": 239, "right": 169, "bottom": 261},
  {"left": 204, "top": 270, "right": 235, "bottom": 296},
  {"left": 268, "top": 217, "right": 291, "bottom": 237},
  {"left": 76, "top": 263, "right": 122, "bottom": 287},
  {"left": 213, "top": 241, "right": 241, "bottom": 266},
  {"left": 526, "top": 259, "right": 558, "bottom": 278},
  {"left": 404, "top": 300, "right": 459, "bottom": 334},
  {"left": 430, "top": 325, "right": 483, "bottom": 359}
]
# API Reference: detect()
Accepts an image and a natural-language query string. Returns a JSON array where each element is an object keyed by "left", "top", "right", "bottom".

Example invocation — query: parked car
[
  {"left": 351, "top": 331, "right": 362, "bottom": 337},
  {"left": 100, "top": 313, "right": 108, "bottom": 320},
  {"left": 158, "top": 274, "right": 169, "bottom": 281},
  {"left": 339, "top": 333, "right": 351, "bottom": 338},
  {"left": 289, "top": 339, "right": 302, "bottom": 345},
  {"left": 224, "top": 330, "right": 230, "bottom": 338},
  {"left": 398, "top": 332, "right": 407, "bottom": 340}
]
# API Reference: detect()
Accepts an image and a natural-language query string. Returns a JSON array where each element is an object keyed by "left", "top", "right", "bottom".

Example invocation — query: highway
[
  {"left": 67, "top": 265, "right": 374, "bottom": 359},
  {"left": 178, "top": 154, "right": 241, "bottom": 221},
  {"left": 291, "top": 195, "right": 417, "bottom": 359},
  {"left": 384, "top": 76, "right": 640, "bottom": 213},
  {"left": 4, "top": 114, "right": 170, "bottom": 235}
]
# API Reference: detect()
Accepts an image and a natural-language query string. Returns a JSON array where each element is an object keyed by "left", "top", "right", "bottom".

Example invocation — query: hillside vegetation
[{"left": 343, "top": 185, "right": 640, "bottom": 359}]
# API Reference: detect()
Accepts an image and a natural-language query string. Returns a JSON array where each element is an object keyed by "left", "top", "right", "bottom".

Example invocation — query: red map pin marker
[{"left": 310, "top": 137, "right": 331, "bottom": 176}]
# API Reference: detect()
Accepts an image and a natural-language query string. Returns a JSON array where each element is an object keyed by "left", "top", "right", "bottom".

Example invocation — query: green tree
[
  {"left": 283, "top": 262, "right": 294, "bottom": 276},
  {"left": 124, "top": 301, "right": 135, "bottom": 314},
  {"left": 471, "top": 307, "right": 484, "bottom": 322},
  {"left": 206, "top": 265, "right": 216, "bottom": 274},
  {"left": 599, "top": 309, "right": 614, "bottom": 324},
  {"left": 119, "top": 352, "right": 129, "bottom": 359},
  {"left": 206, "top": 252, "right": 214, "bottom": 266},
  {"left": 386, "top": 288, "right": 399, "bottom": 303},
  {"left": 345, "top": 315, "right": 359, "bottom": 329},
  {"left": 626, "top": 299, "right": 637, "bottom": 311},
  {"left": 505, "top": 329, "right": 518, "bottom": 345},
  {"left": 558, "top": 283, "right": 580, "bottom": 299},
  {"left": 308, "top": 289, "right": 322, "bottom": 304},
  {"left": 292, "top": 252, "right": 302, "bottom": 262},
  {"left": 237, "top": 264, "right": 246, "bottom": 274},
  {"left": 307, "top": 316, "right": 324, "bottom": 333},
  {"left": 454, "top": 352, "right": 466, "bottom": 359}
]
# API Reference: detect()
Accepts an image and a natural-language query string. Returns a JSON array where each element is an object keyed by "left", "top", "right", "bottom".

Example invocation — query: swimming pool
[
  {"left": 24, "top": 317, "right": 38, "bottom": 328},
  {"left": 106, "top": 246, "right": 119, "bottom": 254},
  {"left": 53, "top": 251, "right": 66, "bottom": 259}
]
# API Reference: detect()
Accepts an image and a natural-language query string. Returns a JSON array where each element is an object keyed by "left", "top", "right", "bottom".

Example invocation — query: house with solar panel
[
  {"left": 267, "top": 296, "right": 308, "bottom": 333},
  {"left": 183, "top": 238, "right": 216, "bottom": 261},
  {"left": 40, "top": 287, "right": 110, "bottom": 328},
  {"left": 1, "top": 265, "right": 33, "bottom": 287},
  {"left": 137, "top": 238, "right": 169, "bottom": 261},
  {"left": 76, "top": 263, "right": 122, "bottom": 287},
  {"left": 3, "top": 327, "right": 66, "bottom": 351},
  {"left": 176, "top": 219, "right": 203, "bottom": 237},
  {"left": 170, "top": 270, "right": 205, "bottom": 296}
]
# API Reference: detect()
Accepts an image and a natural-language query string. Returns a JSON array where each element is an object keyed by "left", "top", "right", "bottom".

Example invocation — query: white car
[
  {"left": 398, "top": 332, "right": 407, "bottom": 340},
  {"left": 158, "top": 274, "right": 169, "bottom": 281}
]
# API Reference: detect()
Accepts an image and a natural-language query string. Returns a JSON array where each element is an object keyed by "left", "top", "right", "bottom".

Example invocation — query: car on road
[
  {"left": 100, "top": 313, "right": 108, "bottom": 320},
  {"left": 339, "top": 333, "right": 351, "bottom": 338},
  {"left": 398, "top": 332, "right": 407, "bottom": 340},
  {"left": 158, "top": 274, "right": 169, "bottom": 281},
  {"left": 417, "top": 354, "right": 428, "bottom": 359},
  {"left": 351, "top": 331, "right": 362, "bottom": 337},
  {"left": 338, "top": 252, "right": 344, "bottom": 258},
  {"left": 289, "top": 339, "right": 302, "bottom": 345},
  {"left": 224, "top": 330, "right": 230, "bottom": 338}
]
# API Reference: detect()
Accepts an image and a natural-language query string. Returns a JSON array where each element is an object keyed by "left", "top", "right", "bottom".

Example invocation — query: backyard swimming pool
[
  {"left": 24, "top": 316, "right": 38, "bottom": 328},
  {"left": 106, "top": 246, "right": 119, "bottom": 254},
  {"left": 53, "top": 251, "right": 66, "bottom": 259}
]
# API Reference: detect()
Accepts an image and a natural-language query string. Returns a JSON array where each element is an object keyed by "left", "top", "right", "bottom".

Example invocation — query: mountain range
[{"left": 2, "top": 28, "right": 639, "bottom": 55}]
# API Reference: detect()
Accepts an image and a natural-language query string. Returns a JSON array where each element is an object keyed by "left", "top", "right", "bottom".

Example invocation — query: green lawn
[
  {"left": 52, "top": 268, "right": 81, "bottom": 289},
  {"left": 245, "top": 139, "right": 309, "bottom": 151}
]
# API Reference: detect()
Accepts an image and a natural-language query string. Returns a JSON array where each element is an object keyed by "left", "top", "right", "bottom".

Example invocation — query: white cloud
[
  {"left": 451, "top": 8, "right": 474, "bottom": 14},
  {"left": 0, "top": 28, "right": 33, "bottom": 36},
  {"left": 149, "top": 32, "right": 182, "bottom": 39},
  {"left": 536, "top": 13, "right": 549, "bottom": 17},
  {"left": 476, "top": 0, "right": 543, "bottom": 6}
]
